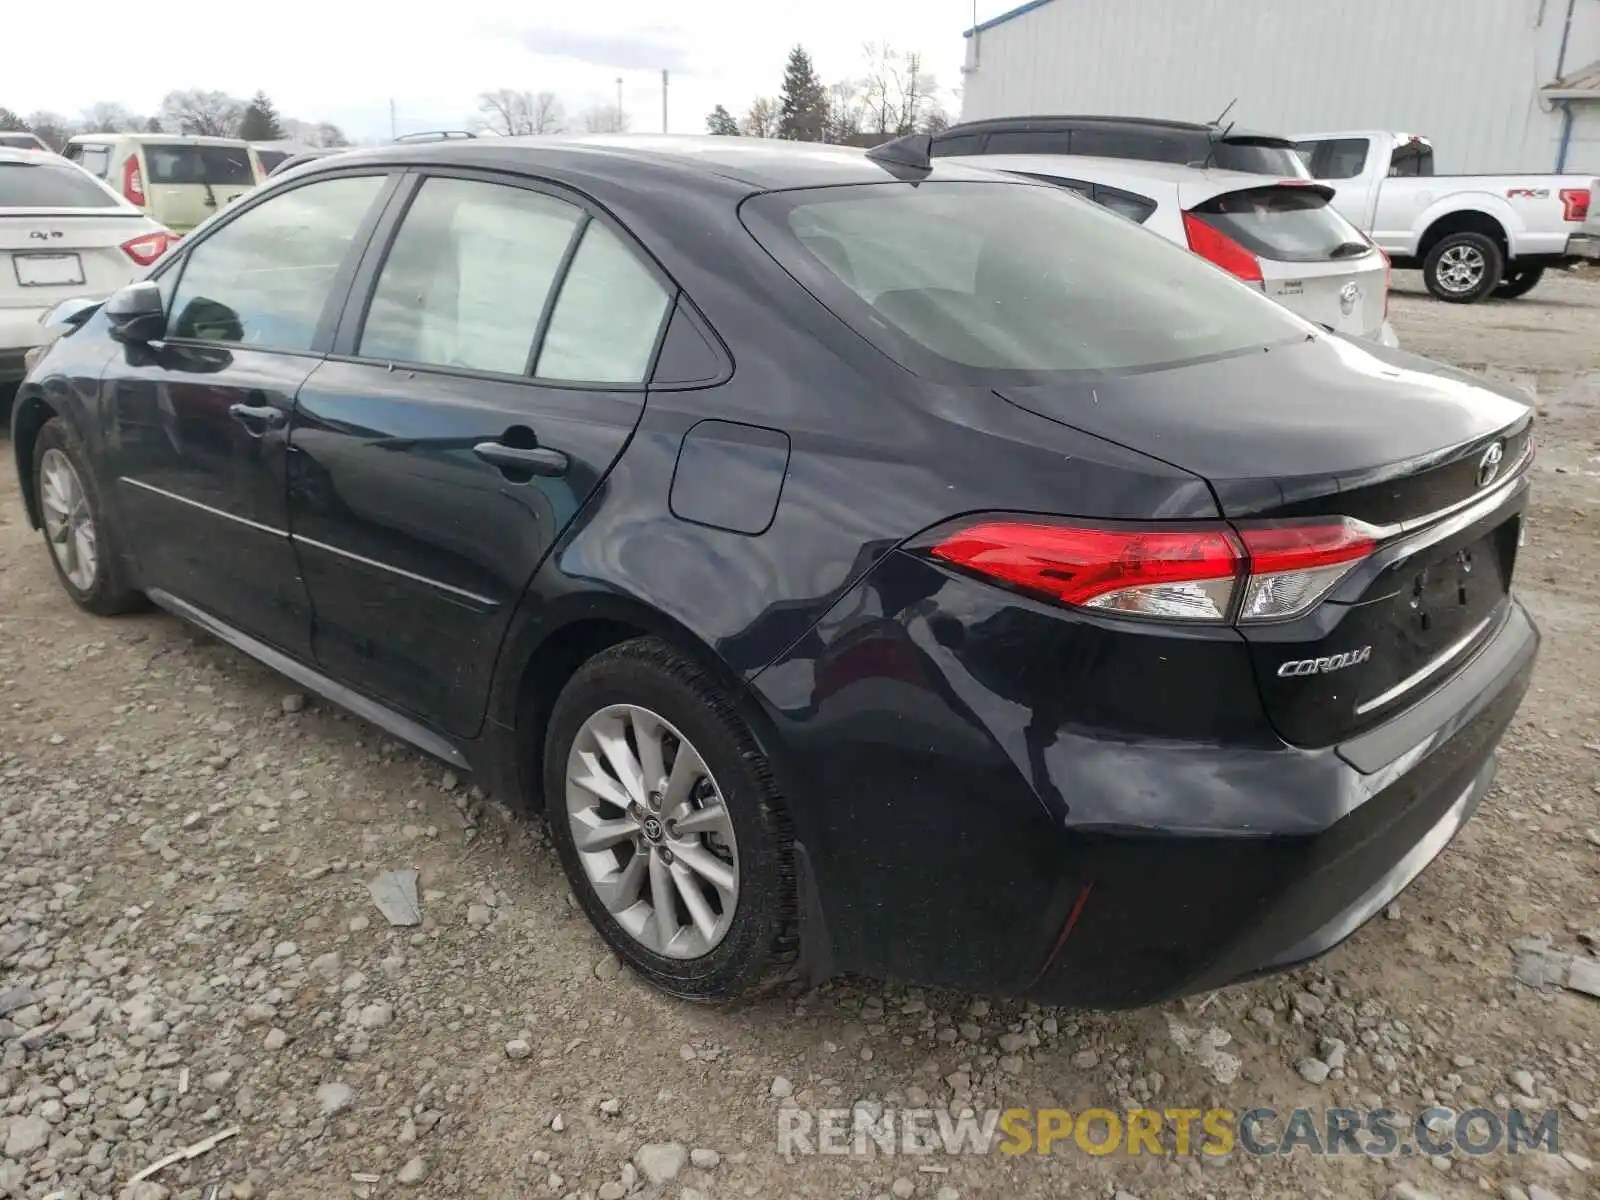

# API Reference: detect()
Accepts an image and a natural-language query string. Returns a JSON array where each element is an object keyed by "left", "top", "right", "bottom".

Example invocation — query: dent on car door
[
  {"left": 286, "top": 172, "right": 672, "bottom": 737},
  {"left": 103, "top": 171, "right": 395, "bottom": 657}
]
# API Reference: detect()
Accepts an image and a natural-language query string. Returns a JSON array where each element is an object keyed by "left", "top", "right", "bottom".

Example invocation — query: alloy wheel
[
  {"left": 1437, "top": 245, "right": 1487, "bottom": 294},
  {"left": 39, "top": 449, "right": 98, "bottom": 592},
  {"left": 564, "top": 703, "right": 740, "bottom": 959}
]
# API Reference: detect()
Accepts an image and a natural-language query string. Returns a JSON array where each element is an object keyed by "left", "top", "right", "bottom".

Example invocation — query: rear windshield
[
  {"left": 0, "top": 162, "right": 119, "bottom": 209},
  {"left": 742, "top": 181, "right": 1308, "bottom": 379},
  {"left": 1211, "top": 139, "right": 1311, "bottom": 178},
  {"left": 1189, "top": 186, "right": 1371, "bottom": 263},
  {"left": 0, "top": 133, "right": 46, "bottom": 151},
  {"left": 144, "top": 143, "right": 255, "bottom": 186}
]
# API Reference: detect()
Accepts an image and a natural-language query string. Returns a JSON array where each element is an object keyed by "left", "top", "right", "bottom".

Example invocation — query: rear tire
[
  {"left": 32, "top": 418, "right": 144, "bottom": 616},
  {"left": 1493, "top": 265, "right": 1546, "bottom": 300},
  {"left": 544, "top": 637, "right": 797, "bottom": 1003},
  {"left": 1423, "top": 232, "right": 1503, "bottom": 303}
]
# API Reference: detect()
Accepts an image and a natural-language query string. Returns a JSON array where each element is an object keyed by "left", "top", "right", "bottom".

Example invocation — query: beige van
[{"left": 61, "top": 134, "right": 263, "bottom": 234}]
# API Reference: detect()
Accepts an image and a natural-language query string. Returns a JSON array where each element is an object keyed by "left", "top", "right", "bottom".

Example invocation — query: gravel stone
[{"left": 634, "top": 1141, "right": 688, "bottom": 1184}]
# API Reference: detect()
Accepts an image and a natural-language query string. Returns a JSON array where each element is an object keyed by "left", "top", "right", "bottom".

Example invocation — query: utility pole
[
  {"left": 662, "top": 69, "right": 669, "bottom": 133},
  {"left": 615, "top": 77, "right": 623, "bottom": 131}
]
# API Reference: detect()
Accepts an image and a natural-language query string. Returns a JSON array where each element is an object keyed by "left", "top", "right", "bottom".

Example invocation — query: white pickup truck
[{"left": 1290, "top": 130, "right": 1600, "bottom": 303}]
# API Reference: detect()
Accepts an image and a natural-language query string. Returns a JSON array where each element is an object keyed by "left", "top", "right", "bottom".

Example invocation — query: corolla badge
[
  {"left": 1277, "top": 646, "right": 1372, "bottom": 677},
  {"left": 1477, "top": 441, "right": 1505, "bottom": 489},
  {"left": 1339, "top": 281, "right": 1361, "bottom": 315}
]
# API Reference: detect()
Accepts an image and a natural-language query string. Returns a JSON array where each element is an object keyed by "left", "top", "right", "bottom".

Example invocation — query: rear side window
[
  {"left": 743, "top": 181, "right": 1306, "bottom": 378},
  {"left": 1093, "top": 184, "right": 1157, "bottom": 224},
  {"left": 255, "top": 149, "right": 291, "bottom": 175},
  {"left": 985, "top": 130, "right": 1073, "bottom": 155},
  {"left": 0, "top": 162, "right": 119, "bottom": 208},
  {"left": 1302, "top": 138, "right": 1370, "bottom": 181},
  {"left": 1188, "top": 186, "right": 1370, "bottom": 263},
  {"left": 64, "top": 144, "right": 111, "bottom": 179},
  {"left": 535, "top": 222, "right": 671, "bottom": 383},
  {"left": 359, "top": 177, "right": 584, "bottom": 375},
  {"left": 169, "top": 174, "right": 385, "bottom": 350},
  {"left": 1069, "top": 127, "right": 1185, "bottom": 161},
  {"left": 930, "top": 132, "right": 984, "bottom": 156},
  {"left": 145, "top": 143, "right": 255, "bottom": 186}
]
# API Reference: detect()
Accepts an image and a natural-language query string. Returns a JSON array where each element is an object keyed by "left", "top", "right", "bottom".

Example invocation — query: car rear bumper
[
  {"left": 1376, "top": 320, "right": 1400, "bottom": 349},
  {"left": 756, "top": 553, "right": 1538, "bottom": 1007},
  {"left": 0, "top": 307, "right": 49, "bottom": 359},
  {"left": 1562, "top": 233, "right": 1600, "bottom": 261}
]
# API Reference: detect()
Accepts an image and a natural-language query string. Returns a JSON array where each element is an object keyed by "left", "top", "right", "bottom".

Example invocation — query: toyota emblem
[
  {"left": 1477, "top": 441, "right": 1505, "bottom": 488},
  {"left": 1339, "top": 282, "right": 1361, "bottom": 315}
]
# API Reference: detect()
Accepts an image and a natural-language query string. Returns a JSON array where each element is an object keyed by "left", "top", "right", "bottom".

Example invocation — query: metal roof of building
[
  {"left": 1544, "top": 58, "right": 1600, "bottom": 100},
  {"left": 965, "top": 0, "right": 1060, "bottom": 38}
]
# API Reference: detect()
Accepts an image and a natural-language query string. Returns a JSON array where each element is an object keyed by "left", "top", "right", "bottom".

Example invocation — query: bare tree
[
  {"left": 313, "top": 123, "right": 351, "bottom": 148},
  {"left": 530, "top": 92, "right": 565, "bottom": 134},
  {"left": 740, "top": 97, "right": 780, "bottom": 138},
  {"left": 79, "top": 102, "right": 141, "bottom": 134},
  {"left": 24, "top": 111, "right": 72, "bottom": 151},
  {"left": 823, "top": 82, "right": 865, "bottom": 144},
  {"left": 159, "top": 89, "right": 243, "bottom": 137},
  {"left": 856, "top": 43, "right": 943, "bottom": 136},
  {"left": 579, "top": 104, "right": 629, "bottom": 134},
  {"left": 477, "top": 89, "right": 533, "bottom": 136}
]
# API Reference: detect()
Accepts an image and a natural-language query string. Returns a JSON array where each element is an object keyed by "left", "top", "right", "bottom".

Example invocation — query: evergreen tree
[
  {"left": 0, "top": 107, "right": 27, "bottom": 132},
  {"left": 705, "top": 104, "right": 740, "bottom": 136},
  {"left": 144, "top": 115, "right": 163, "bottom": 133},
  {"left": 776, "top": 46, "right": 828, "bottom": 142},
  {"left": 238, "top": 91, "right": 285, "bottom": 141}
]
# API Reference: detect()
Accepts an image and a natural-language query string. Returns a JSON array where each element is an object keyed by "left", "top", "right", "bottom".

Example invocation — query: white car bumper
[
  {"left": 0, "top": 307, "right": 48, "bottom": 383},
  {"left": 1377, "top": 321, "right": 1400, "bottom": 350},
  {"left": 1565, "top": 233, "right": 1600, "bottom": 260}
]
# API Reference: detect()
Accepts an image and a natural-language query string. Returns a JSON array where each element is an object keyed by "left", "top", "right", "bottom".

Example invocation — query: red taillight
[
  {"left": 1559, "top": 188, "right": 1590, "bottom": 222},
  {"left": 121, "top": 231, "right": 174, "bottom": 266},
  {"left": 924, "top": 517, "right": 1377, "bottom": 624},
  {"left": 123, "top": 156, "right": 146, "bottom": 207},
  {"left": 1182, "top": 211, "right": 1262, "bottom": 283},
  {"left": 1364, "top": 234, "right": 1393, "bottom": 320}
]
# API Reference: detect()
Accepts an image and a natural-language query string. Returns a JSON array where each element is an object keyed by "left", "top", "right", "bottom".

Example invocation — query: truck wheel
[
  {"left": 1422, "top": 232, "right": 1503, "bottom": 303},
  {"left": 1493, "top": 266, "right": 1545, "bottom": 300}
]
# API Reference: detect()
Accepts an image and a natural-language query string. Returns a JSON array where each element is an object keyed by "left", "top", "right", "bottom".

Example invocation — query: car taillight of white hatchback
[{"left": 918, "top": 517, "right": 1380, "bottom": 624}]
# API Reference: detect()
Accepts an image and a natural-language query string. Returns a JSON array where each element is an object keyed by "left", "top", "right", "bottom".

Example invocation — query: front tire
[
  {"left": 1494, "top": 265, "right": 1546, "bottom": 300},
  {"left": 544, "top": 637, "right": 797, "bottom": 1002},
  {"left": 1423, "top": 232, "right": 1503, "bottom": 303},
  {"left": 32, "top": 418, "right": 143, "bottom": 615}
]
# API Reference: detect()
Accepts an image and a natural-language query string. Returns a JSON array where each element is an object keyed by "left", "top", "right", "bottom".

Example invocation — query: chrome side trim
[
  {"left": 1354, "top": 612, "right": 1496, "bottom": 716},
  {"left": 292, "top": 536, "right": 499, "bottom": 610},
  {"left": 145, "top": 587, "right": 471, "bottom": 770},
  {"left": 119, "top": 477, "right": 288, "bottom": 538}
]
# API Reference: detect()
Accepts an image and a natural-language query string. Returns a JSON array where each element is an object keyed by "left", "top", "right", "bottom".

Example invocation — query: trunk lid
[{"left": 994, "top": 336, "right": 1534, "bottom": 747}]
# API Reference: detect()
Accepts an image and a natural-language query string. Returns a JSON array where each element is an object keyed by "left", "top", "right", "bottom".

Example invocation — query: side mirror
[{"left": 105, "top": 280, "right": 166, "bottom": 344}]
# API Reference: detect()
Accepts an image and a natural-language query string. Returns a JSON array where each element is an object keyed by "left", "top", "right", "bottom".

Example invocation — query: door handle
[
  {"left": 472, "top": 441, "right": 568, "bottom": 477},
  {"left": 229, "top": 403, "right": 286, "bottom": 432}
]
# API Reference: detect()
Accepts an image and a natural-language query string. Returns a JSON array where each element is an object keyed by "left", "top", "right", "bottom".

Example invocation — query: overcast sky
[{"left": 11, "top": 0, "right": 1018, "bottom": 140}]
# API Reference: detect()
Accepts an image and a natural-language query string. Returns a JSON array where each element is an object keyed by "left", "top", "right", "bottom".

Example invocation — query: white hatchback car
[
  {"left": 1, "top": 149, "right": 174, "bottom": 387},
  {"left": 941, "top": 153, "right": 1399, "bottom": 348}
]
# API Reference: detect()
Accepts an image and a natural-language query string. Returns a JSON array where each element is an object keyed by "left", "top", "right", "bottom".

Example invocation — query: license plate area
[{"left": 12, "top": 253, "right": 85, "bottom": 287}]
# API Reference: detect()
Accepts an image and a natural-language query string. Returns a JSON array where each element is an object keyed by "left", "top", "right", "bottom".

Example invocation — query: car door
[
  {"left": 286, "top": 169, "right": 673, "bottom": 737},
  {"left": 103, "top": 170, "right": 398, "bottom": 659}
]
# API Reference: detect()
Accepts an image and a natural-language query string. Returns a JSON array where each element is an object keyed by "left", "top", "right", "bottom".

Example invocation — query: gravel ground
[{"left": 0, "top": 269, "right": 1597, "bottom": 1200}]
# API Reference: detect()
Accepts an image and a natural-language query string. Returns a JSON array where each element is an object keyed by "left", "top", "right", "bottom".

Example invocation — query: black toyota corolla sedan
[{"left": 11, "top": 134, "right": 1538, "bottom": 1007}]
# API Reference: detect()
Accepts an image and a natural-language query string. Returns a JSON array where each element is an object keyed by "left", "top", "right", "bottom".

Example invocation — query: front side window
[
  {"left": 168, "top": 174, "right": 385, "bottom": 349},
  {"left": 743, "top": 180, "right": 1307, "bottom": 379},
  {"left": 359, "top": 177, "right": 584, "bottom": 374}
]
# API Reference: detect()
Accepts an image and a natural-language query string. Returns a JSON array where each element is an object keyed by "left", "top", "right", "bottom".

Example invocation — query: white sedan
[
  {"left": 2, "top": 148, "right": 174, "bottom": 388},
  {"left": 940, "top": 152, "right": 1400, "bottom": 349}
]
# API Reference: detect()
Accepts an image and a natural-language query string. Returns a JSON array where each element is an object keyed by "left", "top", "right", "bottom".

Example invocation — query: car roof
[
  {"left": 296, "top": 133, "right": 1011, "bottom": 192},
  {"left": 66, "top": 133, "right": 252, "bottom": 147},
  {"left": 937, "top": 115, "right": 1294, "bottom": 144}
]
